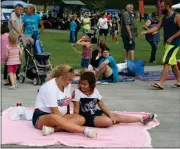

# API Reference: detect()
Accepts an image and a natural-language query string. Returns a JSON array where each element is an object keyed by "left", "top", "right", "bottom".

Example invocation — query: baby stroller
[
  {"left": 86, "top": 26, "right": 99, "bottom": 44},
  {"left": 18, "top": 32, "right": 52, "bottom": 85}
]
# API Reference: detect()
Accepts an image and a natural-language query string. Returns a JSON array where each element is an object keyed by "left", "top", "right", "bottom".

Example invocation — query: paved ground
[{"left": 1, "top": 66, "right": 180, "bottom": 149}]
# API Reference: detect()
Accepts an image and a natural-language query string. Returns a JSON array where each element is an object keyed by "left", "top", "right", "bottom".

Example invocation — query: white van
[{"left": 1, "top": 7, "right": 14, "bottom": 27}]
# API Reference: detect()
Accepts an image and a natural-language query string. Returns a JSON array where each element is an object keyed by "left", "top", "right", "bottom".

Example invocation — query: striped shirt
[{"left": 6, "top": 45, "right": 21, "bottom": 65}]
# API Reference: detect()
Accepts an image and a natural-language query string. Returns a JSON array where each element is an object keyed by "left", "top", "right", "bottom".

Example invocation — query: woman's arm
[
  {"left": 143, "top": 19, "right": 151, "bottom": 30},
  {"left": 141, "top": 20, "right": 163, "bottom": 35},
  {"left": 50, "top": 107, "right": 62, "bottom": 116},
  {"left": 98, "top": 100, "right": 112, "bottom": 117}
]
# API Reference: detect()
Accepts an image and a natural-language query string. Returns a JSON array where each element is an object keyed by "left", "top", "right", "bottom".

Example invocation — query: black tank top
[{"left": 162, "top": 12, "right": 180, "bottom": 46}]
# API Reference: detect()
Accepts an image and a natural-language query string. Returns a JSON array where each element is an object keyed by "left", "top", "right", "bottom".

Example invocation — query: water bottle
[
  {"left": 129, "top": 40, "right": 132, "bottom": 44},
  {"left": 16, "top": 103, "right": 22, "bottom": 107}
]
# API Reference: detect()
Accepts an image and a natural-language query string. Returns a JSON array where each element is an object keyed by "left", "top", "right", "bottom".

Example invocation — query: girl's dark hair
[
  {"left": 80, "top": 71, "right": 96, "bottom": 93},
  {"left": 98, "top": 40, "right": 108, "bottom": 51},
  {"left": 102, "top": 46, "right": 110, "bottom": 53}
]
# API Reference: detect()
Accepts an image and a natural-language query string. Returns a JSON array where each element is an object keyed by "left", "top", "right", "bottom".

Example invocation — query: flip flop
[
  {"left": 172, "top": 83, "right": 180, "bottom": 88},
  {"left": 151, "top": 83, "right": 164, "bottom": 90}
]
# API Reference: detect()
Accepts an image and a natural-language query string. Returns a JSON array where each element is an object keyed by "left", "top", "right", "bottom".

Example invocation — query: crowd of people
[
  {"left": 1, "top": 4, "right": 44, "bottom": 89},
  {"left": 1, "top": 0, "right": 180, "bottom": 138}
]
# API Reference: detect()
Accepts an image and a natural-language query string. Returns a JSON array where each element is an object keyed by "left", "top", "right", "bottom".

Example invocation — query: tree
[{"left": 92, "top": 0, "right": 106, "bottom": 11}]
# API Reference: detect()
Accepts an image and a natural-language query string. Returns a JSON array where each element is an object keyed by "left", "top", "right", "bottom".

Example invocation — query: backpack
[{"left": 32, "top": 31, "right": 44, "bottom": 54}]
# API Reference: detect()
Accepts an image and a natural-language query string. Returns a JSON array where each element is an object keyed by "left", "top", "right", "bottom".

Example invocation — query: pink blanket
[{"left": 2, "top": 107, "right": 159, "bottom": 147}]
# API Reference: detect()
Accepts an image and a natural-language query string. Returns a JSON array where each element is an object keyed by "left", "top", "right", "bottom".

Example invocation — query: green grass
[
  {"left": 40, "top": 22, "right": 180, "bottom": 68},
  {"left": 144, "top": 5, "right": 157, "bottom": 13}
]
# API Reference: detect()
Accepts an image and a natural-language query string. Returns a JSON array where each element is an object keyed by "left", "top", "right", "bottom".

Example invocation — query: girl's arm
[
  {"left": 73, "top": 101, "right": 80, "bottom": 114},
  {"left": 71, "top": 44, "right": 82, "bottom": 55},
  {"left": 76, "top": 38, "right": 88, "bottom": 46},
  {"left": 98, "top": 100, "right": 112, "bottom": 117},
  {"left": 72, "top": 91, "right": 80, "bottom": 114}
]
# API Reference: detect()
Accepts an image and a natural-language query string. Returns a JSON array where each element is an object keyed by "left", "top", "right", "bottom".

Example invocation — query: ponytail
[{"left": 48, "top": 65, "right": 75, "bottom": 80}]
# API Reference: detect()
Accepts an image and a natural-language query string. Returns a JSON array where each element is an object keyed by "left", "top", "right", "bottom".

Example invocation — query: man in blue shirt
[{"left": 23, "top": 5, "right": 44, "bottom": 36}]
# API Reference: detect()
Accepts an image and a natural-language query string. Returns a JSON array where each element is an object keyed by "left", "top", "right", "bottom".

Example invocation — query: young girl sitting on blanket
[{"left": 72, "top": 71, "right": 155, "bottom": 127}]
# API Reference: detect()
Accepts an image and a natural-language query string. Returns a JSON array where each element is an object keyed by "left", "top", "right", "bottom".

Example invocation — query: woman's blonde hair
[
  {"left": 48, "top": 65, "right": 75, "bottom": 80},
  {"left": 8, "top": 34, "right": 17, "bottom": 44}
]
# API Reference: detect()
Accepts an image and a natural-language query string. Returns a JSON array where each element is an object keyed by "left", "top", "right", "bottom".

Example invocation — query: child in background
[
  {"left": 111, "top": 17, "right": 119, "bottom": 44},
  {"left": 69, "top": 16, "right": 77, "bottom": 43},
  {"left": 72, "top": 71, "right": 156, "bottom": 128},
  {"left": 72, "top": 35, "right": 92, "bottom": 72},
  {"left": 1, "top": 24, "right": 10, "bottom": 85},
  {"left": 6, "top": 34, "right": 23, "bottom": 89}
]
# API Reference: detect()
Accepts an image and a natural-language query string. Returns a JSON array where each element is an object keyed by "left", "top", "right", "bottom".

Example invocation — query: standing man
[
  {"left": 8, "top": 4, "right": 24, "bottom": 80},
  {"left": 8, "top": 4, "right": 24, "bottom": 37},
  {"left": 121, "top": 4, "right": 137, "bottom": 61},
  {"left": 73, "top": 13, "right": 81, "bottom": 42},
  {"left": 141, "top": 0, "right": 180, "bottom": 89},
  {"left": 23, "top": 5, "right": 44, "bottom": 36}
]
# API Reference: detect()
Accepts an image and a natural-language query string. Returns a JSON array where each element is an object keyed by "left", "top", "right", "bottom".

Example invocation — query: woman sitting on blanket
[
  {"left": 32, "top": 65, "right": 97, "bottom": 138},
  {"left": 72, "top": 71, "right": 155, "bottom": 128},
  {"left": 95, "top": 47, "right": 119, "bottom": 82},
  {"left": 89, "top": 40, "right": 105, "bottom": 71}
]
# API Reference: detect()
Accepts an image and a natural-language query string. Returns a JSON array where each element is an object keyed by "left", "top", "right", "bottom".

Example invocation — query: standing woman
[
  {"left": 32, "top": 65, "right": 97, "bottom": 138},
  {"left": 143, "top": 12, "right": 160, "bottom": 64}
]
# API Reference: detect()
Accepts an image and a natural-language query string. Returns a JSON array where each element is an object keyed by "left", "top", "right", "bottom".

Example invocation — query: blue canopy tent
[
  {"left": 81, "top": 8, "right": 89, "bottom": 12},
  {"left": 50, "top": 7, "right": 70, "bottom": 12},
  {"left": 1, "top": 0, "right": 33, "bottom": 8},
  {"left": 104, "top": 9, "right": 120, "bottom": 13},
  {"left": 51, "top": 7, "right": 60, "bottom": 12}
]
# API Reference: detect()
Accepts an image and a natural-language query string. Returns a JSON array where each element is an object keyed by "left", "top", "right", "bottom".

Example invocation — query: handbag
[{"left": 127, "top": 60, "right": 144, "bottom": 77}]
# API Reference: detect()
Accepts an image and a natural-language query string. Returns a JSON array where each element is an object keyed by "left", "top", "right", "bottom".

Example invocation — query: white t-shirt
[
  {"left": 35, "top": 78, "right": 72, "bottom": 116},
  {"left": 97, "top": 18, "right": 108, "bottom": 29},
  {"left": 72, "top": 88, "right": 102, "bottom": 115}
]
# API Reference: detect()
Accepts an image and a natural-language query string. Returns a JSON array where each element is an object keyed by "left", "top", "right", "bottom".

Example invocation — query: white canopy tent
[{"left": 172, "top": 3, "right": 180, "bottom": 9}]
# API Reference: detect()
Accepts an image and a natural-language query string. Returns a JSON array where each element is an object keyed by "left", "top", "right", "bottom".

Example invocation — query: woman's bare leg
[
  {"left": 36, "top": 114, "right": 84, "bottom": 133},
  {"left": 63, "top": 114, "right": 85, "bottom": 126}
]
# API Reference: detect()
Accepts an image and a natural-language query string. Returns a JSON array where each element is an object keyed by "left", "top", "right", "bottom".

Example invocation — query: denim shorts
[
  {"left": 32, "top": 109, "right": 50, "bottom": 128},
  {"left": 81, "top": 58, "right": 90, "bottom": 68},
  {"left": 122, "top": 37, "right": 136, "bottom": 51},
  {"left": 80, "top": 110, "right": 103, "bottom": 127}
]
